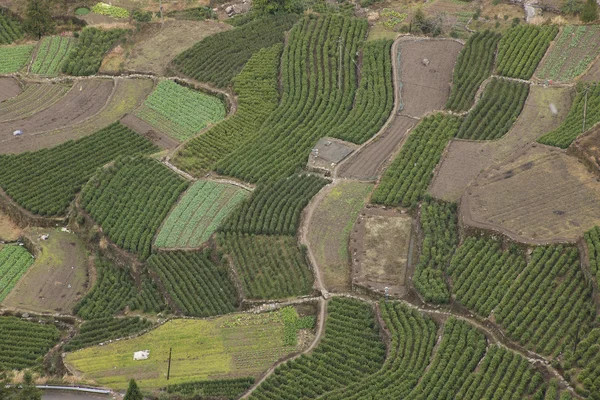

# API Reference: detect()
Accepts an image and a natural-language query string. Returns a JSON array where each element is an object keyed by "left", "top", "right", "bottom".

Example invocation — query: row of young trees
[
  {"left": 0, "top": 14, "right": 22, "bottom": 44},
  {"left": 0, "top": 316, "right": 59, "bottom": 370},
  {"left": 320, "top": 302, "right": 438, "bottom": 399},
  {"left": 539, "top": 82, "right": 600, "bottom": 148},
  {"left": 80, "top": 156, "right": 188, "bottom": 259},
  {"left": 219, "top": 175, "right": 329, "bottom": 236},
  {"left": 217, "top": 233, "right": 313, "bottom": 299},
  {"left": 31, "top": 35, "right": 76, "bottom": 75},
  {"left": 173, "top": 44, "right": 282, "bottom": 175},
  {"left": 249, "top": 298, "right": 385, "bottom": 399},
  {"left": 584, "top": 226, "right": 600, "bottom": 291},
  {"left": 173, "top": 15, "right": 298, "bottom": 88},
  {"left": 496, "top": 25, "right": 558, "bottom": 80},
  {"left": 570, "top": 328, "right": 600, "bottom": 398},
  {"left": 63, "top": 317, "right": 152, "bottom": 352},
  {"left": 456, "top": 78, "right": 529, "bottom": 140},
  {"left": 0, "top": 123, "right": 157, "bottom": 216},
  {"left": 371, "top": 114, "right": 462, "bottom": 208},
  {"left": 166, "top": 377, "right": 255, "bottom": 399},
  {"left": 62, "top": 28, "right": 127, "bottom": 76},
  {"left": 147, "top": 250, "right": 238, "bottom": 317},
  {"left": 446, "top": 30, "right": 501, "bottom": 112}
]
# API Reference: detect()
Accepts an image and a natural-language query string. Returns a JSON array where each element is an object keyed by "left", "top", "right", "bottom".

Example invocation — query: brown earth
[
  {"left": 120, "top": 113, "right": 179, "bottom": 150},
  {"left": 461, "top": 145, "right": 600, "bottom": 244},
  {"left": 0, "top": 82, "right": 72, "bottom": 122},
  {"left": 580, "top": 54, "right": 600, "bottom": 82},
  {"left": 2, "top": 228, "right": 88, "bottom": 313},
  {"left": 429, "top": 85, "right": 574, "bottom": 202},
  {"left": 337, "top": 116, "right": 417, "bottom": 181},
  {"left": 350, "top": 208, "right": 411, "bottom": 297},
  {"left": 0, "top": 78, "right": 154, "bottom": 154},
  {"left": 0, "top": 77, "right": 22, "bottom": 102},
  {"left": 0, "top": 79, "right": 113, "bottom": 146},
  {"left": 305, "top": 181, "right": 373, "bottom": 292},
  {"left": 570, "top": 125, "right": 600, "bottom": 173},
  {"left": 398, "top": 38, "right": 463, "bottom": 118},
  {"left": 124, "top": 20, "right": 231, "bottom": 75},
  {"left": 0, "top": 211, "right": 21, "bottom": 242}
]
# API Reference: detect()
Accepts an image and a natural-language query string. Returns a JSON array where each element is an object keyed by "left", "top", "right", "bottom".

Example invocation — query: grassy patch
[{"left": 65, "top": 309, "right": 307, "bottom": 389}]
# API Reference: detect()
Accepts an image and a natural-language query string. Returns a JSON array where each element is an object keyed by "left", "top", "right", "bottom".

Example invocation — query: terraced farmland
[
  {"left": 0, "top": 245, "right": 33, "bottom": 302},
  {"left": 0, "top": 82, "right": 71, "bottom": 122},
  {"left": 0, "top": 316, "right": 60, "bottom": 370},
  {"left": 0, "top": 44, "right": 35, "bottom": 73},
  {"left": 0, "top": 14, "right": 23, "bottom": 44},
  {"left": 155, "top": 180, "right": 248, "bottom": 249},
  {"left": 31, "top": 36, "right": 76, "bottom": 75}
]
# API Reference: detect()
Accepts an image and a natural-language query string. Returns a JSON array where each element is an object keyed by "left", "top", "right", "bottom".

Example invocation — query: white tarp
[{"left": 133, "top": 350, "right": 150, "bottom": 361}]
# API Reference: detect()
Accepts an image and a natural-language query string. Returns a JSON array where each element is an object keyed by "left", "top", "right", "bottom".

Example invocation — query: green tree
[
  {"left": 23, "top": 0, "right": 54, "bottom": 39},
  {"left": 581, "top": 0, "right": 598, "bottom": 21},
  {"left": 253, "top": 0, "right": 300, "bottom": 15},
  {"left": 124, "top": 379, "right": 143, "bottom": 400},
  {"left": 17, "top": 372, "right": 41, "bottom": 400}
]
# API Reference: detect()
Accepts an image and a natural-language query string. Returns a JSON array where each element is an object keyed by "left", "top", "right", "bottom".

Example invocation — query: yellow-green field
[{"left": 65, "top": 310, "right": 302, "bottom": 390}]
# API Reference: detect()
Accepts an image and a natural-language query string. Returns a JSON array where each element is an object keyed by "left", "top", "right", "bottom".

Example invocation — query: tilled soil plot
[
  {"left": 337, "top": 116, "right": 417, "bottom": 181},
  {"left": 570, "top": 125, "right": 600, "bottom": 173},
  {"left": 0, "top": 78, "right": 113, "bottom": 138},
  {"left": 429, "top": 86, "right": 573, "bottom": 202},
  {"left": 0, "top": 78, "right": 153, "bottom": 154},
  {"left": 0, "top": 77, "right": 21, "bottom": 102},
  {"left": 120, "top": 113, "right": 179, "bottom": 150},
  {"left": 461, "top": 145, "right": 600, "bottom": 243},
  {"left": 350, "top": 208, "right": 411, "bottom": 297},
  {"left": 398, "top": 39, "right": 463, "bottom": 118}
]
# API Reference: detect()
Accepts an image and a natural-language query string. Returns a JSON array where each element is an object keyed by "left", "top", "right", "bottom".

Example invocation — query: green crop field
[
  {"left": 62, "top": 28, "right": 127, "bottom": 76},
  {"left": 91, "top": 2, "right": 129, "bottom": 18},
  {"left": 0, "top": 44, "right": 34, "bottom": 73},
  {"left": 65, "top": 308, "right": 310, "bottom": 389},
  {"left": 155, "top": 180, "right": 248, "bottom": 248},
  {"left": 0, "top": 245, "right": 34, "bottom": 302},
  {"left": 0, "top": 316, "right": 60, "bottom": 370},
  {"left": 134, "top": 80, "right": 226, "bottom": 141},
  {"left": 0, "top": 14, "right": 23, "bottom": 44},
  {"left": 31, "top": 36, "right": 76, "bottom": 75}
]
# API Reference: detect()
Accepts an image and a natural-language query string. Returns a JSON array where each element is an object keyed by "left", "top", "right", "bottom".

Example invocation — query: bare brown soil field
[
  {"left": 0, "top": 78, "right": 154, "bottom": 154},
  {"left": 461, "top": 145, "right": 600, "bottom": 243},
  {"left": 398, "top": 39, "right": 463, "bottom": 117},
  {"left": 350, "top": 208, "right": 411, "bottom": 297},
  {"left": 307, "top": 137, "right": 356, "bottom": 174},
  {"left": 0, "top": 82, "right": 72, "bottom": 122},
  {"left": 429, "top": 85, "right": 573, "bottom": 202},
  {"left": 3, "top": 228, "right": 88, "bottom": 313},
  {"left": 0, "top": 77, "right": 21, "bottom": 102},
  {"left": 124, "top": 20, "right": 231, "bottom": 75},
  {"left": 0, "top": 79, "right": 113, "bottom": 144},
  {"left": 0, "top": 211, "right": 21, "bottom": 241},
  {"left": 337, "top": 116, "right": 416, "bottom": 181},
  {"left": 306, "top": 181, "right": 373, "bottom": 292},
  {"left": 570, "top": 125, "right": 600, "bottom": 173},
  {"left": 580, "top": 55, "right": 600, "bottom": 82},
  {"left": 120, "top": 113, "right": 179, "bottom": 150}
]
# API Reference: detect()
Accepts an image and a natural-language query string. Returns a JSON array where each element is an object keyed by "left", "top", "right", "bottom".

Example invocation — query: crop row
[
  {"left": 371, "top": 114, "right": 462, "bottom": 208},
  {"left": 217, "top": 233, "right": 313, "bottom": 300},
  {"left": 134, "top": 80, "right": 226, "bottom": 142},
  {"left": 0, "top": 122, "right": 157, "bottom": 216},
  {"left": 0, "top": 82, "right": 70, "bottom": 121},
  {"left": 31, "top": 35, "right": 76, "bottom": 75},
  {"left": 448, "top": 237, "right": 525, "bottom": 317},
  {"left": 173, "top": 14, "right": 298, "bottom": 88},
  {"left": 147, "top": 250, "right": 238, "bottom": 317},
  {"left": 173, "top": 44, "right": 282, "bottom": 175},
  {"left": 91, "top": 2, "right": 129, "bottom": 18},
  {"left": 496, "top": 25, "right": 558, "bottom": 80},
  {"left": 62, "top": 28, "right": 127, "bottom": 76},
  {"left": 446, "top": 30, "right": 501, "bottom": 112},
  {"left": 249, "top": 298, "right": 386, "bottom": 399},
  {"left": 64, "top": 317, "right": 153, "bottom": 352},
  {"left": 584, "top": 226, "right": 600, "bottom": 290},
  {"left": 0, "top": 44, "right": 34, "bottom": 74},
  {"left": 0, "top": 245, "right": 34, "bottom": 302},
  {"left": 456, "top": 78, "right": 529, "bottom": 140},
  {"left": 570, "top": 328, "right": 600, "bottom": 398},
  {"left": 80, "top": 156, "right": 188, "bottom": 259},
  {"left": 220, "top": 174, "right": 329, "bottom": 236},
  {"left": 0, "top": 14, "right": 22, "bottom": 44},
  {"left": 214, "top": 15, "right": 376, "bottom": 183},
  {"left": 495, "top": 245, "right": 594, "bottom": 356},
  {"left": 328, "top": 39, "right": 394, "bottom": 144},
  {"left": 413, "top": 198, "right": 458, "bottom": 303},
  {"left": 321, "top": 302, "right": 438, "bottom": 399},
  {"left": 154, "top": 180, "right": 248, "bottom": 249},
  {"left": 74, "top": 258, "right": 166, "bottom": 319},
  {"left": 538, "top": 82, "right": 600, "bottom": 148},
  {"left": 166, "top": 377, "right": 255, "bottom": 400},
  {"left": 0, "top": 316, "right": 59, "bottom": 370}
]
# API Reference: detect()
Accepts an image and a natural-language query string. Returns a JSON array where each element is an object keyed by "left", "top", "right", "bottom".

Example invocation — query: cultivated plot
[
  {"left": 0, "top": 82, "right": 71, "bottom": 122},
  {"left": 30, "top": 35, "right": 76, "bottom": 75},
  {"left": 0, "top": 77, "right": 21, "bottom": 102},
  {"left": 2, "top": 228, "right": 88, "bottom": 313},
  {"left": 155, "top": 180, "right": 248, "bottom": 249},
  {"left": 0, "top": 245, "right": 33, "bottom": 302},
  {"left": 65, "top": 309, "right": 309, "bottom": 389},
  {"left": 461, "top": 146, "right": 600, "bottom": 243},
  {"left": 306, "top": 181, "right": 373, "bottom": 292},
  {"left": 0, "top": 44, "right": 35, "bottom": 74}
]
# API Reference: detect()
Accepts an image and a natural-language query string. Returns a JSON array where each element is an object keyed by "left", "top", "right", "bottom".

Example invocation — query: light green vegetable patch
[
  {"left": 0, "top": 245, "right": 34, "bottom": 302},
  {"left": 0, "top": 45, "right": 35, "bottom": 73}
]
